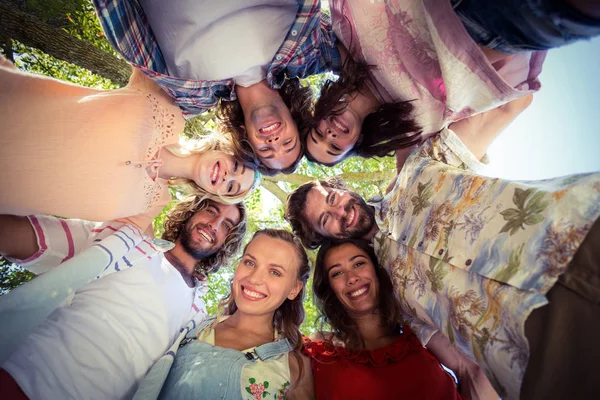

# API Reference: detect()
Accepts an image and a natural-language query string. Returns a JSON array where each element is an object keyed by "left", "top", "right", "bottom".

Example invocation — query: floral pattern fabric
[{"left": 371, "top": 128, "right": 600, "bottom": 399}]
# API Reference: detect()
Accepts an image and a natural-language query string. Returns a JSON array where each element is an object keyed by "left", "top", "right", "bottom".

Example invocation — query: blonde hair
[{"left": 167, "top": 133, "right": 258, "bottom": 204}]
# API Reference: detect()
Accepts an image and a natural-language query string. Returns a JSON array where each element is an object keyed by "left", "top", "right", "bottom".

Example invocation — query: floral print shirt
[{"left": 371, "top": 128, "right": 600, "bottom": 399}]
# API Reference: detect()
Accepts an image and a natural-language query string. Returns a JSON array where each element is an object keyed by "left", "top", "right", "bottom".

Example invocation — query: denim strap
[{"left": 254, "top": 339, "right": 293, "bottom": 360}]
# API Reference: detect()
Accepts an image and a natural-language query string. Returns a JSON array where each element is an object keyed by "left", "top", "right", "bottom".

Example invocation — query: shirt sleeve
[
  {"left": 428, "top": 128, "right": 490, "bottom": 173},
  {"left": 7, "top": 215, "right": 100, "bottom": 274},
  {"left": 401, "top": 311, "right": 439, "bottom": 346}
]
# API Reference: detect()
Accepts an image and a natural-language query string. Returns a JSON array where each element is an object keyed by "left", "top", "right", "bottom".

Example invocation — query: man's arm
[
  {"left": 0, "top": 215, "right": 38, "bottom": 260},
  {"left": 426, "top": 332, "right": 498, "bottom": 400},
  {"left": 0, "top": 214, "right": 99, "bottom": 274},
  {"left": 450, "top": 95, "right": 533, "bottom": 160}
]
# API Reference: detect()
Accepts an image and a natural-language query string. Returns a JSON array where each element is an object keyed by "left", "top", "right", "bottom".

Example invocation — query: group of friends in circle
[{"left": 1, "top": 0, "right": 599, "bottom": 399}]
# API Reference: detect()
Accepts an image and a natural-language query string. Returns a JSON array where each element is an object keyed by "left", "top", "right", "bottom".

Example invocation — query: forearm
[
  {"left": 426, "top": 332, "right": 498, "bottom": 400},
  {"left": 0, "top": 215, "right": 38, "bottom": 260},
  {"left": 450, "top": 95, "right": 533, "bottom": 160}
]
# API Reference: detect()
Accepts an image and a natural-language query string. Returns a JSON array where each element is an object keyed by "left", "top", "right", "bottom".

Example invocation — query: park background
[{"left": 1, "top": 0, "right": 599, "bottom": 334}]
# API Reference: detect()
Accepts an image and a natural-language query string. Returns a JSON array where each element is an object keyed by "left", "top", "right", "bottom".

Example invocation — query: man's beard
[
  {"left": 179, "top": 222, "right": 217, "bottom": 260},
  {"left": 338, "top": 194, "right": 375, "bottom": 239}
]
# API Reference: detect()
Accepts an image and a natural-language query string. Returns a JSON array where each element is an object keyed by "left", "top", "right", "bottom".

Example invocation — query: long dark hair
[
  {"left": 217, "top": 78, "right": 313, "bottom": 176},
  {"left": 218, "top": 229, "right": 310, "bottom": 380},
  {"left": 313, "top": 239, "right": 401, "bottom": 349},
  {"left": 308, "top": 57, "right": 422, "bottom": 164}
]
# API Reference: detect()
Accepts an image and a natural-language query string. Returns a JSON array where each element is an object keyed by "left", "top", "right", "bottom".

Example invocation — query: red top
[{"left": 303, "top": 326, "right": 465, "bottom": 400}]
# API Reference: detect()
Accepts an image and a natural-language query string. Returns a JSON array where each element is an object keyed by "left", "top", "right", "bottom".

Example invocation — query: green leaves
[
  {"left": 411, "top": 179, "right": 434, "bottom": 216},
  {"left": 500, "top": 188, "right": 549, "bottom": 235}
]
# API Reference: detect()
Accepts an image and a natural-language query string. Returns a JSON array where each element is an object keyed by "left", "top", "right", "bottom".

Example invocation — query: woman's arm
[
  {"left": 288, "top": 352, "right": 315, "bottom": 400},
  {"left": 449, "top": 95, "right": 533, "bottom": 160},
  {"left": 426, "top": 332, "right": 498, "bottom": 400},
  {"left": 0, "top": 215, "right": 38, "bottom": 260}
]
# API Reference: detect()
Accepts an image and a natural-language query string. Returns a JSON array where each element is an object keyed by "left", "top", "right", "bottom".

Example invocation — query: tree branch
[
  {"left": 260, "top": 181, "right": 288, "bottom": 204},
  {"left": 0, "top": 3, "right": 130, "bottom": 86}
]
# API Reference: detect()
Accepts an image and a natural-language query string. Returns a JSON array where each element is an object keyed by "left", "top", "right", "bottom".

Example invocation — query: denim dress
[{"left": 156, "top": 317, "right": 293, "bottom": 400}]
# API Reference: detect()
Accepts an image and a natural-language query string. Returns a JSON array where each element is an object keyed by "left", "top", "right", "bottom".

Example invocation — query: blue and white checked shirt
[{"left": 93, "top": 0, "right": 341, "bottom": 117}]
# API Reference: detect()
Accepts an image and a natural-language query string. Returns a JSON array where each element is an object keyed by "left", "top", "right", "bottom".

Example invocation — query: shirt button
[
  {"left": 402, "top": 236, "right": 407, "bottom": 241},
  {"left": 418, "top": 241, "right": 423, "bottom": 247},
  {"left": 465, "top": 259, "right": 472, "bottom": 266},
  {"left": 267, "top": 72, "right": 273, "bottom": 78},
  {"left": 276, "top": 55, "right": 283, "bottom": 61},
  {"left": 291, "top": 30, "right": 298, "bottom": 36},
  {"left": 438, "top": 249, "right": 444, "bottom": 255}
]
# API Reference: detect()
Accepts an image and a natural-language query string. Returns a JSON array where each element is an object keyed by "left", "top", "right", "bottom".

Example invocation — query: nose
[
  {"left": 331, "top": 203, "right": 346, "bottom": 218},
  {"left": 247, "top": 266, "right": 265, "bottom": 285},
  {"left": 346, "top": 271, "right": 359, "bottom": 286},
  {"left": 326, "top": 128, "right": 337, "bottom": 140},
  {"left": 266, "top": 134, "right": 280, "bottom": 144}
]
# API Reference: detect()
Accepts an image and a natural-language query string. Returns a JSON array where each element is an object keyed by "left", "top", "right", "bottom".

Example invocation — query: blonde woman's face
[
  {"left": 233, "top": 234, "right": 303, "bottom": 317},
  {"left": 195, "top": 151, "right": 255, "bottom": 198}
]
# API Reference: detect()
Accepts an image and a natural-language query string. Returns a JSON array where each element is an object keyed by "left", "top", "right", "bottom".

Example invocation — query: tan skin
[
  {"left": 320, "top": 243, "right": 498, "bottom": 399},
  {"left": 236, "top": 81, "right": 302, "bottom": 171},
  {"left": 209, "top": 234, "right": 313, "bottom": 399},
  {"left": 0, "top": 201, "right": 241, "bottom": 288}
]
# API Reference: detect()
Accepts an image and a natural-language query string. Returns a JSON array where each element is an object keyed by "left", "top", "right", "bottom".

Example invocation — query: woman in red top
[{"left": 303, "top": 239, "right": 497, "bottom": 400}]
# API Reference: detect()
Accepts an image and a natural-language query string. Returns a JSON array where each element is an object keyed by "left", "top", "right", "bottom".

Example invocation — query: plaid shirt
[{"left": 94, "top": 0, "right": 341, "bottom": 117}]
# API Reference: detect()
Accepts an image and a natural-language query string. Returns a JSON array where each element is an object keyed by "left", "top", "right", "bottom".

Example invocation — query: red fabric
[
  {"left": 0, "top": 369, "right": 28, "bottom": 399},
  {"left": 303, "top": 326, "right": 465, "bottom": 400}
]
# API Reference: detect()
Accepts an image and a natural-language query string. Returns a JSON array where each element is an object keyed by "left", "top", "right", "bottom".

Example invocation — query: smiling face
[
  {"left": 306, "top": 111, "right": 363, "bottom": 165},
  {"left": 304, "top": 185, "right": 375, "bottom": 240},
  {"left": 178, "top": 201, "right": 241, "bottom": 259},
  {"left": 232, "top": 234, "right": 303, "bottom": 317},
  {"left": 244, "top": 103, "right": 301, "bottom": 171},
  {"left": 195, "top": 150, "right": 256, "bottom": 198},
  {"left": 325, "top": 243, "right": 379, "bottom": 316}
]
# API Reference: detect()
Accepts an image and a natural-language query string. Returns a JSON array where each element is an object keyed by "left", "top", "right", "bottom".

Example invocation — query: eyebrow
[
  {"left": 327, "top": 255, "right": 365, "bottom": 273},
  {"left": 311, "top": 129, "right": 342, "bottom": 157},
  {"left": 241, "top": 164, "right": 246, "bottom": 175},
  {"left": 225, "top": 217, "right": 236, "bottom": 227},
  {"left": 245, "top": 253, "right": 285, "bottom": 269},
  {"left": 317, "top": 191, "right": 332, "bottom": 228},
  {"left": 211, "top": 203, "right": 221, "bottom": 214},
  {"left": 284, "top": 137, "right": 298, "bottom": 154}
]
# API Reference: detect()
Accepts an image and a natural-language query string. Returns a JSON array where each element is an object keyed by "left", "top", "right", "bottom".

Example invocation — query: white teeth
[
  {"left": 348, "top": 286, "right": 367, "bottom": 298},
  {"left": 243, "top": 288, "right": 266, "bottom": 299},
  {"left": 260, "top": 123, "right": 278, "bottom": 133},
  {"left": 332, "top": 118, "right": 347, "bottom": 133},
  {"left": 347, "top": 208, "right": 355, "bottom": 227},
  {"left": 198, "top": 230, "right": 212, "bottom": 242},
  {"left": 211, "top": 163, "right": 219, "bottom": 183}
]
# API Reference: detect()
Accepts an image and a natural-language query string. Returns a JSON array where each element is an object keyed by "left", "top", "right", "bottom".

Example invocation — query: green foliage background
[{"left": 0, "top": 0, "right": 397, "bottom": 335}]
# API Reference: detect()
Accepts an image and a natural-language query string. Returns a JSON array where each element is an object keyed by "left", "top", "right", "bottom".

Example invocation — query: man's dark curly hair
[
  {"left": 162, "top": 195, "right": 247, "bottom": 277},
  {"left": 284, "top": 177, "right": 347, "bottom": 250},
  {"left": 306, "top": 57, "right": 422, "bottom": 165},
  {"left": 217, "top": 78, "right": 313, "bottom": 176}
]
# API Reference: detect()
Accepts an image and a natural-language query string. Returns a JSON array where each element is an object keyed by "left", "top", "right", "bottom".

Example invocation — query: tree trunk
[
  {"left": 260, "top": 180, "right": 288, "bottom": 204},
  {"left": 0, "top": 2, "right": 131, "bottom": 86}
]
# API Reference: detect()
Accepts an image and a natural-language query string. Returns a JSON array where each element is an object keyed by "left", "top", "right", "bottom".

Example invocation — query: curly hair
[
  {"left": 217, "top": 229, "right": 311, "bottom": 383},
  {"left": 306, "top": 57, "right": 421, "bottom": 165},
  {"left": 162, "top": 195, "right": 247, "bottom": 276},
  {"left": 166, "top": 133, "right": 258, "bottom": 205},
  {"left": 313, "top": 239, "right": 402, "bottom": 349},
  {"left": 285, "top": 177, "right": 347, "bottom": 249},
  {"left": 216, "top": 78, "right": 313, "bottom": 176}
]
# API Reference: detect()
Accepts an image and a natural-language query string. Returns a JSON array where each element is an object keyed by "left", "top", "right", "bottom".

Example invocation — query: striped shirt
[
  {"left": 93, "top": 0, "right": 341, "bottom": 117},
  {"left": 14, "top": 215, "right": 208, "bottom": 318}
]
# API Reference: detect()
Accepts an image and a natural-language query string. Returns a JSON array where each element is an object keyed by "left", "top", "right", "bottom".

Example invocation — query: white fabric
[
  {"left": 139, "top": 0, "right": 297, "bottom": 86},
  {"left": 3, "top": 254, "right": 195, "bottom": 400}
]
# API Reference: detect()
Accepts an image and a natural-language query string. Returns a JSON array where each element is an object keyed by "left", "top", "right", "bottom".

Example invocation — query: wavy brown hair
[
  {"left": 313, "top": 239, "right": 402, "bottom": 349},
  {"left": 285, "top": 177, "right": 347, "bottom": 249},
  {"left": 162, "top": 195, "right": 247, "bottom": 276},
  {"left": 216, "top": 78, "right": 313, "bottom": 176},
  {"left": 218, "top": 229, "right": 310, "bottom": 382},
  {"left": 306, "top": 57, "right": 422, "bottom": 165}
]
